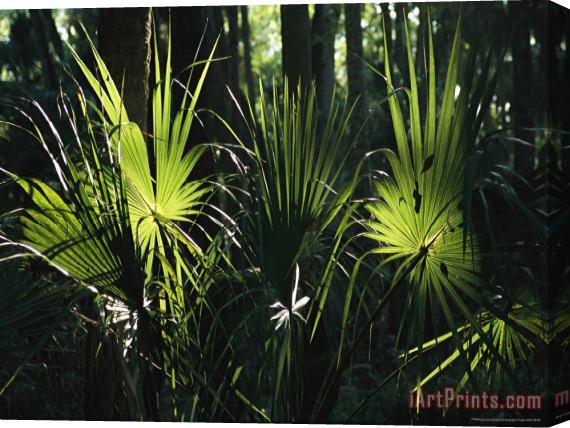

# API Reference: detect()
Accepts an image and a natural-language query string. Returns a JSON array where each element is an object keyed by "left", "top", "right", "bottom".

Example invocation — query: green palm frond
[
  {"left": 0, "top": 86, "right": 154, "bottom": 399},
  {"left": 1, "top": 93, "right": 145, "bottom": 306},
  {"left": 0, "top": 259, "right": 78, "bottom": 396},
  {"left": 0, "top": 23, "right": 240, "bottom": 419},
  {"left": 553, "top": 287, "right": 570, "bottom": 347},
  {"left": 67, "top": 24, "right": 227, "bottom": 361},
  {"left": 0, "top": 262, "right": 70, "bottom": 339},
  {"left": 68, "top": 24, "right": 218, "bottom": 268},
  {"left": 405, "top": 295, "right": 546, "bottom": 393},
  {"left": 241, "top": 79, "right": 358, "bottom": 294},
  {"left": 362, "top": 13, "right": 506, "bottom": 391},
  {"left": 218, "top": 78, "right": 363, "bottom": 421}
]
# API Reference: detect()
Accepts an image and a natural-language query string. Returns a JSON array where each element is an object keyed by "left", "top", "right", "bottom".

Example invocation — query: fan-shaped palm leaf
[
  {"left": 215, "top": 78, "right": 363, "bottom": 421},
  {"left": 361, "top": 13, "right": 511, "bottom": 394},
  {"left": 405, "top": 290, "right": 547, "bottom": 393}
]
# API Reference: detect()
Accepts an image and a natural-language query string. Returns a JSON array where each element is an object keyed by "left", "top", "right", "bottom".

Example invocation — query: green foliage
[
  {"left": 358, "top": 12, "right": 543, "bottom": 397},
  {"left": 0, "top": 23, "right": 244, "bottom": 421},
  {"left": 0, "top": 6, "right": 560, "bottom": 423},
  {"left": 406, "top": 300, "right": 545, "bottom": 392},
  {"left": 218, "top": 78, "right": 363, "bottom": 421}
]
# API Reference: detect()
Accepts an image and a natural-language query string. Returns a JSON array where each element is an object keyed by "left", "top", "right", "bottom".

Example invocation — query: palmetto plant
[
  {"left": 220, "top": 79, "right": 363, "bottom": 421},
  {"left": 0, "top": 10, "right": 557, "bottom": 424},
  {"left": 236, "top": 80, "right": 358, "bottom": 300},
  {"left": 0, "top": 24, "right": 247, "bottom": 420},
  {"left": 359, "top": 13, "right": 532, "bottom": 396},
  {"left": 69, "top": 25, "right": 220, "bottom": 295},
  {"left": 69, "top": 31, "right": 233, "bottom": 414},
  {"left": 0, "top": 89, "right": 157, "bottom": 416}
]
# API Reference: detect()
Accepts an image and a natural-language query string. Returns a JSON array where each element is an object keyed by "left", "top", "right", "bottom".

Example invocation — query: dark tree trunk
[
  {"left": 377, "top": 3, "right": 392, "bottom": 95},
  {"left": 170, "top": 8, "right": 236, "bottom": 418},
  {"left": 98, "top": 8, "right": 151, "bottom": 133},
  {"left": 311, "top": 4, "right": 340, "bottom": 112},
  {"left": 207, "top": 6, "right": 232, "bottom": 137},
  {"left": 171, "top": 7, "right": 230, "bottom": 150},
  {"left": 344, "top": 4, "right": 367, "bottom": 142},
  {"left": 29, "top": 10, "right": 59, "bottom": 89},
  {"left": 39, "top": 9, "right": 64, "bottom": 60},
  {"left": 225, "top": 5, "right": 245, "bottom": 131},
  {"left": 32, "top": 9, "right": 64, "bottom": 78},
  {"left": 508, "top": 1, "right": 535, "bottom": 174},
  {"left": 240, "top": 6, "right": 256, "bottom": 102},
  {"left": 170, "top": 7, "right": 223, "bottom": 245},
  {"left": 280, "top": 5, "right": 312, "bottom": 90},
  {"left": 225, "top": 6, "right": 240, "bottom": 92}
]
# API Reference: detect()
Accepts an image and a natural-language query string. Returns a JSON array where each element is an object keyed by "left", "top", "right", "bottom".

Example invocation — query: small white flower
[{"left": 270, "top": 264, "right": 310, "bottom": 331}]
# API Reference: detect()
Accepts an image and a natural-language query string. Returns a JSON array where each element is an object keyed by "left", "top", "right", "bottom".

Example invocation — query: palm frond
[{"left": 362, "top": 12, "right": 509, "bottom": 392}]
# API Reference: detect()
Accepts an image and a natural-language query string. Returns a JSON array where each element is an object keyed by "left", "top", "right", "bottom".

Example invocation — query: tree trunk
[
  {"left": 311, "top": 4, "right": 340, "bottom": 112},
  {"left": 344, "top": 4, "right": 367, "bottom": 141},
  {"left": 29, "top": 10, "right": 59, "bottom": 89},
  {"left": 171, "top": 7, "right": 230, "bottom": 148},
  {"left": 98, "top": 8, "right": 152, "bottom": 133},
  {"left": 31, "top": 9, "right": 64, "bottom": 83},
  {"left": 171, "top": 7, "right": 222, "bottom": 245},
  {"left": 207, "top": 6, "right": 232, "bottom": 133},
  {"left": 225, "top": 6, "right": 240, "bottom": 92},
  {"left": 240, "top": 6, "right": 256, "bottom": 103},
  {"left": 280, "top": 5, "right": 312, "bottom": 90},
  {"left": 225, "top": 5, "right": 245, "bottom": 131}
]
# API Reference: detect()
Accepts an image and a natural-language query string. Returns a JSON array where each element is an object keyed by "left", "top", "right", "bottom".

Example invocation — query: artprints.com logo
[{"left": 409, "top": 388, "right": 543, "bottom": 411}]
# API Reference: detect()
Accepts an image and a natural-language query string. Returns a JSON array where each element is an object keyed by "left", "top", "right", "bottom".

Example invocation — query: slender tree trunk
[
  {"left": 171, "top": 7, "right": 222, "bottom": 243},
  {"left": 29, "top": 10, "right": 59, "bottom": 89},
  {"left": 207, "top": 6, "right": 232, "bottom": 135},
  {"left": 31, "top": 9, "right": 64, "bottom": 86},
  {"left": 344, "top": 4, "right": 367, "bottom": 142},
  {"left": 39, "top": 9, "right": 64, "bottom": 60},
  {"left": 240, "top": 6, "right": 255, "bottom": 102},
  {"left": 311, "top": 4, "right": 340, "bottom": 112},
  {"left": 225, "top": 5, "right": 245, "bottom": 132},
  {"left": 171, "top": 7, "right": 229, "bottom": 151},
  {"left": 98, "top": 8, "right": 152, "bottom": 133},
  {"left": 280, "top": 5, "right": 312, "bottom": 90},
  {"left": 225, "top": 6, "right": 240, "bottom": 92}
]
